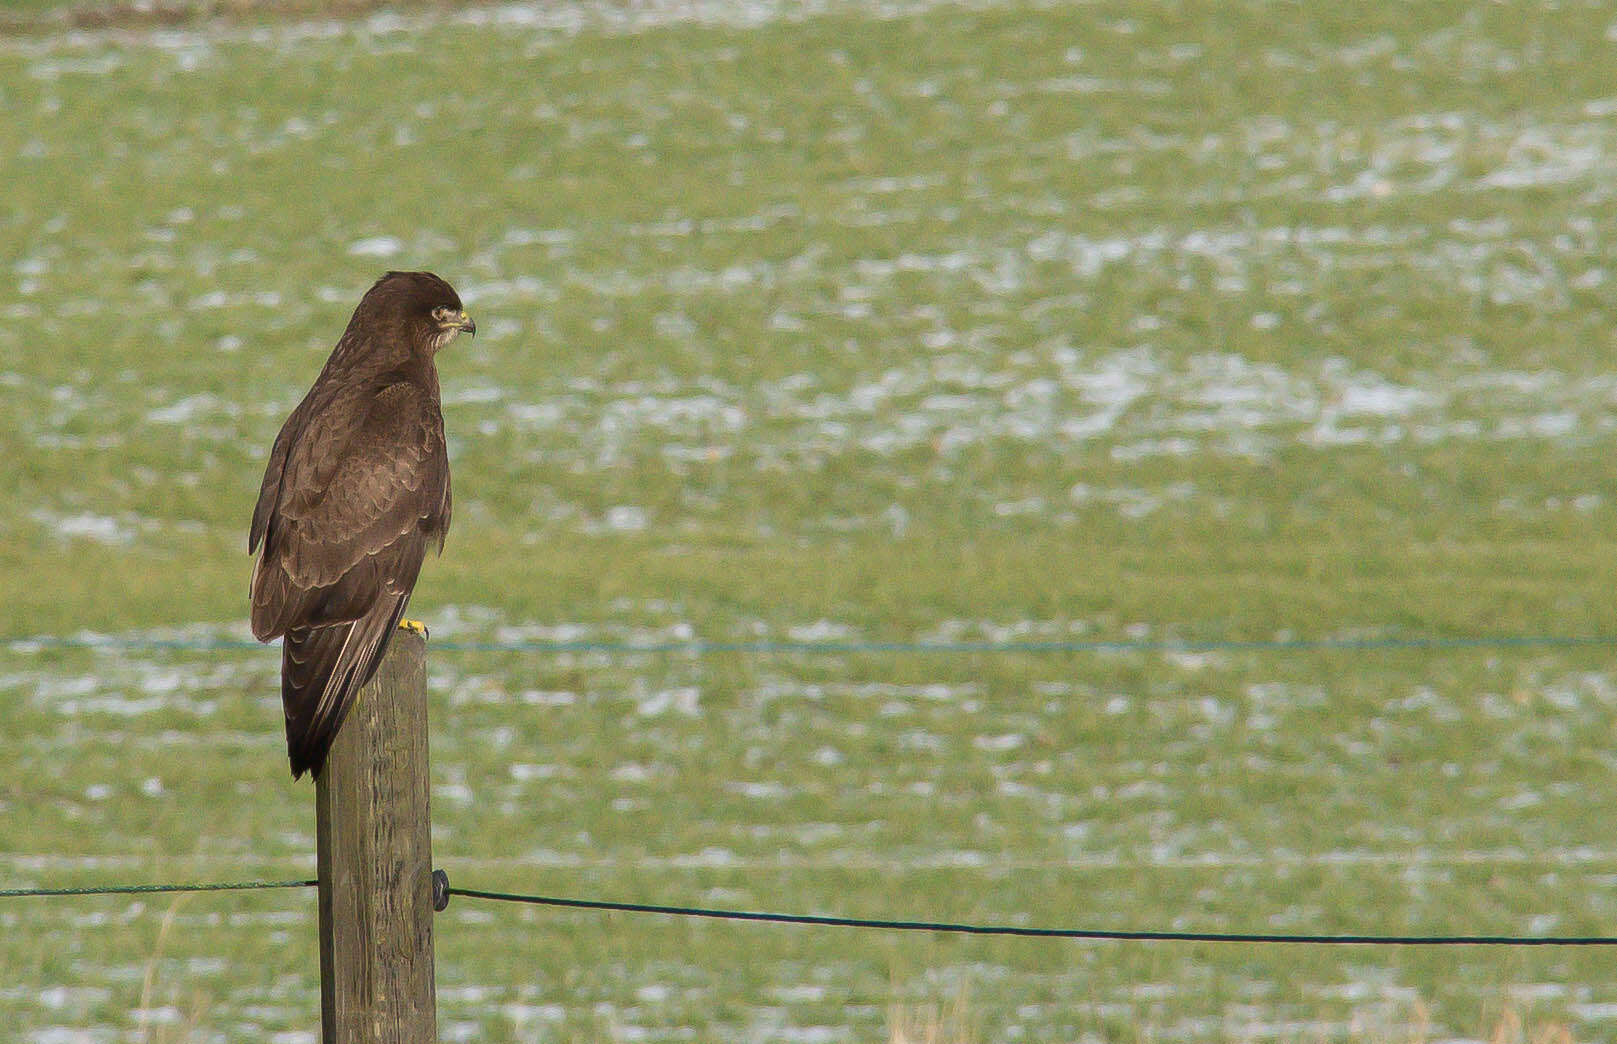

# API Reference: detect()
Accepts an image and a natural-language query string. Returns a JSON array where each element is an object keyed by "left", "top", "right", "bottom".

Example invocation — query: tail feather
[{"left": 281, "top": 594, "right": 410, "bottom": 778}]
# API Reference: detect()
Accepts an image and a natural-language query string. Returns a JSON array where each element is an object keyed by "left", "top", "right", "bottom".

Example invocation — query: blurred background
[{"left": 5, "top": 0, "right": 1617, "bottom": 1040}]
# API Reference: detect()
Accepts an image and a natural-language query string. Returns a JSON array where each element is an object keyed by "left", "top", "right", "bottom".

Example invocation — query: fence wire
[
  {"left": 6, "top": 876, "right": 1614, "bottom": 947},
  {"left": 0, "top": 879, "right": 315, "bottom": 899},
  {"left": 444, "top": 884, "right": 1617, "bottom": 946}
]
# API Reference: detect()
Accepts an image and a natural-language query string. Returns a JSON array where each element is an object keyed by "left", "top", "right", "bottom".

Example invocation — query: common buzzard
[{"left": 249, "top": 271, "right": 473, "bottom": 778}]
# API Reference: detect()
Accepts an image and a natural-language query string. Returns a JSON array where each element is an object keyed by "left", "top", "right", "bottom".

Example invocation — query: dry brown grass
[
  {"left": 1482, "top": 1006, "right": 1576, "bottom": 1044},
  {"left": 133, "top": 894, "right": 213, "bottom": 1044},
  {"left": 889, "top": 989, "right": 974, "bottom": 1044}
]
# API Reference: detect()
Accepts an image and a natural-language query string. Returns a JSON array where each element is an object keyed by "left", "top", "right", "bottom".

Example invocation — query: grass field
[{"left": 5, "top": 0, "right": 1617, "bottom": 1040}]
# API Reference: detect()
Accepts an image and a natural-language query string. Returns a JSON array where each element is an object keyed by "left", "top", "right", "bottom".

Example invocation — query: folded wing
[{"left": 249, "top": 379, "right": 449, "bottom": 778}]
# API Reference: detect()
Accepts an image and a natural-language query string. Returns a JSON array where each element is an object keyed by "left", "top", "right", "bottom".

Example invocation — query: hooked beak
[{"left": 450, "top": 310, "right": 476, "bottom": 336}]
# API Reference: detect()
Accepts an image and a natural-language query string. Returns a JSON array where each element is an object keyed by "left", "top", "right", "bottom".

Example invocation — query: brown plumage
[{"left": 249, "top": 271, "right": 473, "bottom": 778}]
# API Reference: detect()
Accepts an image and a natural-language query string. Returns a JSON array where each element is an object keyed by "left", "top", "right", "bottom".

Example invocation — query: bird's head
[{"left": 362, "top": 270, "right": 476, "bottom": 356}]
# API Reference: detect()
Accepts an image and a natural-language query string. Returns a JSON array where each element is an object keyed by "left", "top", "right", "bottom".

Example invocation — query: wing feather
[
  {"left": 281, "top": 565, "right": 416, "bottom": 778},
  {"left": 249, "top": 373, "right": 449, "bottom": 777}
]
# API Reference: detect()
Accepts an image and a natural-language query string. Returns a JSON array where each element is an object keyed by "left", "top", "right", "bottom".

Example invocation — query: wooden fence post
[{"left": 315, "top": 628, "right": 437, "bottom": 1043}]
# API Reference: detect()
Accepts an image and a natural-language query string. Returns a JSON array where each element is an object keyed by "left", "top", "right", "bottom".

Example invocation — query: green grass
[
  {"left": 0, "top": 0, "right": 460, "bottom": 29},
  {"left": 5, "top": 0, "right": 1617, "bottom": 1040}
]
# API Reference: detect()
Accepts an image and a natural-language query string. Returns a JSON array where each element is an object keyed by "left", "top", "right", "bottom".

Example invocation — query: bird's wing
[
  {"left": 249, "top": 378, "right": 449, "bottom": 777},
  {"left": 249, "top": 364, "right": 350, "bottom": 560},
  {"left": 250, "top": 379, "right": 448, "bottom": 638}
]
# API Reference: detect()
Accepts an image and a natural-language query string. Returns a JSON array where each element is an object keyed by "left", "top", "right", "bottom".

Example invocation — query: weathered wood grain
[{"left": 315, "top": 629, "right": 436, "bottom": 1043}]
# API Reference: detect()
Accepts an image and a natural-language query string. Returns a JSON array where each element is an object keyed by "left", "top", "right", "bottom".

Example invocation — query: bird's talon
[{"left": 398, "top": 618, "right": 429, "bottom": 636}]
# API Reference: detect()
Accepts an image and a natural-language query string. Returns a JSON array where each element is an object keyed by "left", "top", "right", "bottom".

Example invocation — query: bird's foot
[{"left": 397, "top": 618, "right": 430, "bottom": 637}]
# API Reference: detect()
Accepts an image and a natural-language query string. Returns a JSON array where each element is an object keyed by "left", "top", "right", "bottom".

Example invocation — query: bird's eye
[{"left": 431, "top": 306, "right": 451, "bottom": 322}]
